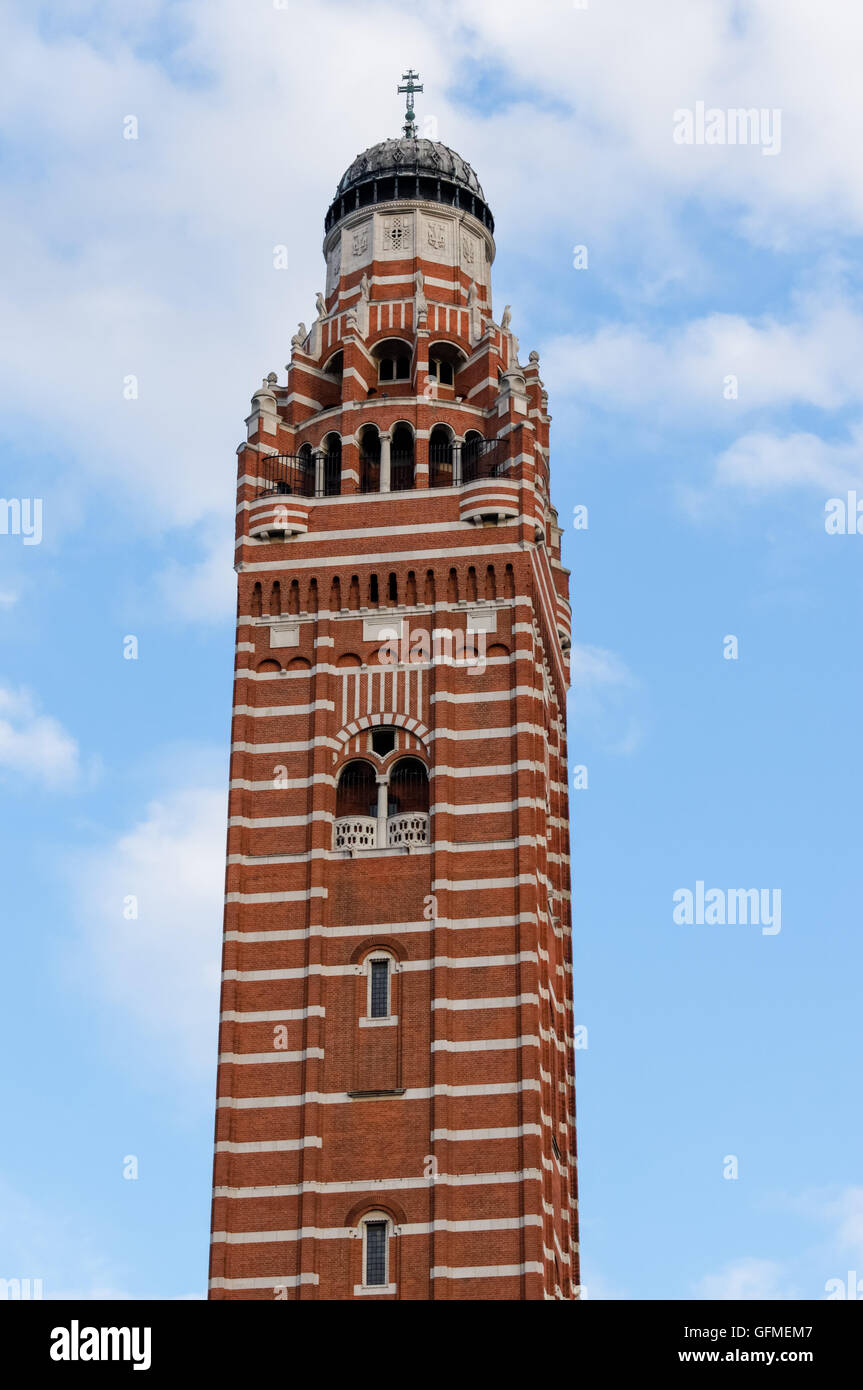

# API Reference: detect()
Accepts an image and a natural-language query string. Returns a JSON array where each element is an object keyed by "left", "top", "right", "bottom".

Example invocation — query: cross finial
[{"left": 397, "top": 68, "right": 423, "bottom": 139}]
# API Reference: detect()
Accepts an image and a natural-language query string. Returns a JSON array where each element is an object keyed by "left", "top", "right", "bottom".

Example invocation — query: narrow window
[
  {"left": 379, "top": 358, "right": 394, "bottom": 381},
  {"left": 370, "top": 959, "right": 390, "bottom": 1018},
  {"left": 364, "top": 1220, "right": 388, "bottom": 1286}
]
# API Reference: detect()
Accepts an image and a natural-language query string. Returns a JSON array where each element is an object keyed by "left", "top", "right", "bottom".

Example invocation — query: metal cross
[{"left": 397, "top": 68, "right": 423, "bottom": 139}]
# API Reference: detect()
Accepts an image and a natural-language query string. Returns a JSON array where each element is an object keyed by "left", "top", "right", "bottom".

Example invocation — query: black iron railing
[
  {"left": 258, "top": 452, "right": 341, "bottom": 499},
  {"left": 390, "top": 451, "right": 414, "bottom": 491},
  {"left": 257, "top": 441, "right": 507, "bottom": 498},
  {"left": 462, "top": 437, "right": 504, "bottom": 483},
  {"left": 359, "top": 454, "right": 380, "bottom": 493},
  {"left": 429, "top": 443, "right": 454, "bottom": 488}
]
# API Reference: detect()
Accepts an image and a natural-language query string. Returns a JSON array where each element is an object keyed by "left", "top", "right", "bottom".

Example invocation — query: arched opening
[
  {"left": 359, "top": 425, "right": 380, "bottom": 493},
  {"left": 429, "top": 424, "right": 454, "bottom": 488},
  {"left": 462, "top": 429, "right": 485, "bottom": 482},
  {"left": 363, "top": 950, "right": 396, "bottom": 1020},
  {"left": 388, "top": 757, "right": 429, "bottom": 814},
  {"left": 323, "top": 349, "right": 343, "bottom": 379},
  {"left": 322, "top": 432, "right": 341, "bottom": 496},
  {"left": 387, "top": 757, "right": 429, "bottom": 848},
  {"left": 334, "top": 761, "right": 378, "bottom": 850},
  {"left": 336, "top": 759, "right": 377, "bottom": 817},
  {"left": 427, "top": 341, "right": 467, "bottom": 396},
  {"left": 360, "top": 1212, "right": 393, "bottom": 1290},
  {"left": 373, "top": 338, "right": 412, "bottom": 384},
  {"left": 390, "top": 423, "right": 414, "bottom": 491}
]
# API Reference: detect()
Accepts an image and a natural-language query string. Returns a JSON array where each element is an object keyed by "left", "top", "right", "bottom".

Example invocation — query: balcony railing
[
  {"left": 333, "top": 815, "right": 377, "bottom": 851},
  {"left": 359, "top": 454, "right": 380, "bottom": 493},
  {"left": 430, "top": 438, "right": 504, "bottom": 486},
  {"left": 390, "top": 451, "right": 414, "bottom": 491},
  {"left": 257, "top": 453, "right": 341, "bottom": 499},
  {"left": 387, "top": 813, "right": 429, "bottom": 847},
  {"left": 333, "top": 813, "right": 429, "bottom": 851},
  {"left": 462, "top": 438, "right": 504, "bottom": 483},
  {"left": 256, "top": 441, "right": 508, "bottom": 499}
]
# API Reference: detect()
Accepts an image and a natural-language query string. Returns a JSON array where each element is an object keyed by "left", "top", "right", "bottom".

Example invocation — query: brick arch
[
  {"left": 345, "top": 1196, "right": 408, "bottom": 1228},
  {"left": 349, "top": 936, "right": 409, "bottom": 965},
  {"left": 336, "top": 712, "right": 430, "bottom": 747}
]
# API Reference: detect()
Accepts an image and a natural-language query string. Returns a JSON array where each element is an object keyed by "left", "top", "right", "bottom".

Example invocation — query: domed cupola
[{"left": 324, "top": 71, "right": 494, "bottom": 236}]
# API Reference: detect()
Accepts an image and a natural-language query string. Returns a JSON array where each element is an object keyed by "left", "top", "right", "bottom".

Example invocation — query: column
[{"left": 380, "top": 430, "right": 392, "bottom": 493}]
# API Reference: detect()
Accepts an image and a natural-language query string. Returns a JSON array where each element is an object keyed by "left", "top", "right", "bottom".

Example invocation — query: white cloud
[
  {"left": 71, "top": 782, "right": 226, "bottom": 1079},
  {"left": 825, "top": 1186, "right": 863, "bottom": 1266},
  {"left": 0, "top": 590, "right": 18, "bottom": 608},
  {"left": 713, "top": 426, "right": 863, "bottom": 494},
  {"left": 542, "top": 298, "right": 863, "bottom": 421},
  {"left": 154, "top": 524, "right": 237, "bottom": 623},
  {"left": 568, "top": 643, "right": 642, "bottom": 756},
  {"left": 0, "top": 683, "right": 80, "bottom": 785},
  {"left": 694, "top": 1256, "right": 796, "bottom": 1300}
]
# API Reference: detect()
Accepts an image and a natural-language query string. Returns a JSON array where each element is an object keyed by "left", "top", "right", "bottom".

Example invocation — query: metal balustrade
[
  {"left": 258, "top": 453, "right": 342, "bottom": 499},
  {"left": 256, "top": 441, "right": 507, "bottom": 499}
]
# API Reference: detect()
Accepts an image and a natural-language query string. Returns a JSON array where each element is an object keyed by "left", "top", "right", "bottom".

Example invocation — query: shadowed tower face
[{"left": 208, "top": 73, "right": 578, "bottom": 1301}]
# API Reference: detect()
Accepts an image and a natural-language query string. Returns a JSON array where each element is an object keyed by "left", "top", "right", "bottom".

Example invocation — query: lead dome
[{"left": 324, "top": 137, "right": 494, "bottom": 236}]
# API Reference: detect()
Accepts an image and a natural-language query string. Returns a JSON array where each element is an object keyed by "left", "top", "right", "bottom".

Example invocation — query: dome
[
  {"left": 336, "top": 139, "right": 486, "bottom": 202},
  {"left": 324, "top": 137, "right": 494, "bottom": 237}
]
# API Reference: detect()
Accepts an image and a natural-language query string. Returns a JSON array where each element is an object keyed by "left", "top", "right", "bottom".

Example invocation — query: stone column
[
  {"left": 380, "top": 430, "right": 392, "bottom": 493},
  {"left": 375, "top": 774, "right": 389, "bottom": 848}
]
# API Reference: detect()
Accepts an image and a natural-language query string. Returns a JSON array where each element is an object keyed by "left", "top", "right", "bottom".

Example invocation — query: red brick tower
[{"left": 209, "top": 74, "right": 578, "bottom": 1301}]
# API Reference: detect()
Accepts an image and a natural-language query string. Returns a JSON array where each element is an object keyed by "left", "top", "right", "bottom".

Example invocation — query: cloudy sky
[{"left": 1, "top": 0, "right": 861, "bottom": 1300}]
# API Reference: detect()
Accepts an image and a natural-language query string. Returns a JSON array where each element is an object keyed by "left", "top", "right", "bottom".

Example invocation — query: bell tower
[{"left": 209, "top": 75, "right": 578, "bottom": 1301}]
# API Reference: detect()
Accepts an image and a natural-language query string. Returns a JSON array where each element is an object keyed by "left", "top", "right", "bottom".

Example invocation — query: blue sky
[{"left": 1, "top": 0, "right": 861, "bottom": 1300}]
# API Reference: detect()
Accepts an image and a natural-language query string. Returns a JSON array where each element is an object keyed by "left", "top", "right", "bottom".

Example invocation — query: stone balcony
[{"left": 333, "top": 813, "right": 429, "bottom": 853}]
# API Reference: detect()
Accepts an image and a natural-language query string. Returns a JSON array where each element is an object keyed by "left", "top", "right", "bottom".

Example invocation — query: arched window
[
  {"left": 462, "top": 430, "right": 484, "bottom": 482},
  {"left": 336, "top": 760, "right": 377, "bottom": 817},
  {"left": 390, "top": 424, "right": 414, "bottom": 492},
  {"left": 359, "top": 426, "right": 380, "bottom": 493},
  {"left": 297, "top": 442, "right": 314, "bottom": 492},
  {"left": 389, "top": 761, "right": 428, "bottom": 811},
  {"left": 374, "top": 340, "right": 412, "bottom": 385},
  {"left": 429, "top": 424, "right": 454, "bottom": 488},
  {"left": 322, "top": 432, "right": 341, "bottom": 496},
  {"left": 365, "top": 950, "right": 395, "bottom": 1020},
  {"left": 427, "top": 343, "right": 464, "bottom": 392},
  {"left": 334, "top": 754, "right": 430, "bottom": 852},
  {"left": 360, "top": 1213, "right": 393, "bottom": 1290}
]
